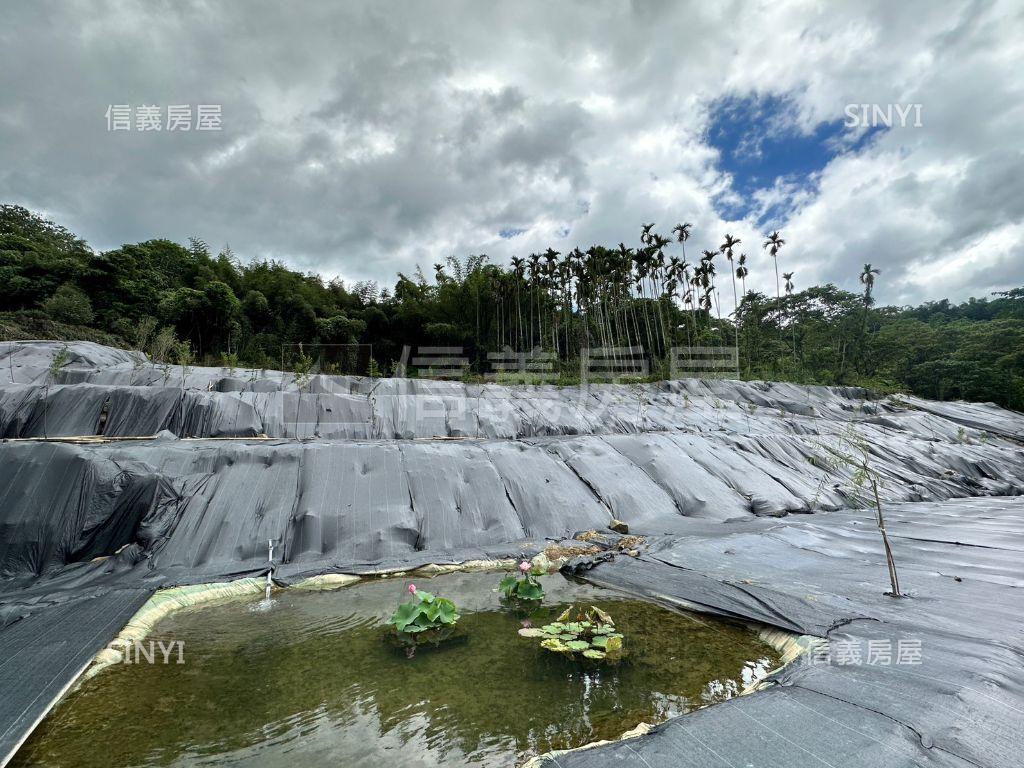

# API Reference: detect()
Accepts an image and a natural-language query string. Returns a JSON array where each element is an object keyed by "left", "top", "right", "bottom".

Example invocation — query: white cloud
[{"left": 0, "top": 0, "right": 1021, "bottom": 304}]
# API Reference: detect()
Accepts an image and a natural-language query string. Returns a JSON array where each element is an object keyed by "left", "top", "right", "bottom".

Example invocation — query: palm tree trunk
[
  {"left": 774, "top": 258, "right": 782, "bottom": 325},
  {"left": 729, "top": 269, "right": 740, "bottom": 360},
  {"left": 653, "top": 272, "right": 670, "bottom": 357}
]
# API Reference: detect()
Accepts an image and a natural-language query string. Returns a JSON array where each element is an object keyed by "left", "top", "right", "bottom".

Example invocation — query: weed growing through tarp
[
  {"left": 42, "top": 343, "right": 70, "bottom": 439},
  {"left": 290, "top": 343, "right": 314, "bottom": 437},
  {"left": 815, "top": 425, "right": 903, "bottom": 597},
  {"left": 175, "top": 341, "right": 193, "bottom": 396}
]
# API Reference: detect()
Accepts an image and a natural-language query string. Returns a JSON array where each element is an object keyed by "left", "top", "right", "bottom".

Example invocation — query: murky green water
[{"left": 14, "top": 572, "right": 780, "bottom": 768}]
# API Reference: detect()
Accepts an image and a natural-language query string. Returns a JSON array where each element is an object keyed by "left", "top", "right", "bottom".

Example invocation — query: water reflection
[{"left": 15, "top": 572, "right": 778, "bottom": 768}]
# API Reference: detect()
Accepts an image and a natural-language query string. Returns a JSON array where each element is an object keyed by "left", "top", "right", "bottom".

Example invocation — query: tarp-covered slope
[
  {"left": 3, "top": 341, "right": 1022, "bottom": 441},
  {"left": 1, "top": 341, "right": 1023, "bottom": 768},
  {"left": 560, "top": 497, "right": 1024, "bottom": 768},
  {"left": 2, "top": 423, "right": 1022, "bottom": 581}
]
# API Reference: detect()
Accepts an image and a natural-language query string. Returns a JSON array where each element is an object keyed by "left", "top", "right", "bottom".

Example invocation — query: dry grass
[{"left": 543, "top": 543, "right": 603, "bottom": 561}]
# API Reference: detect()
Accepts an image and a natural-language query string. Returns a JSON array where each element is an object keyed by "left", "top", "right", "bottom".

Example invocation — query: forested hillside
[{"left": 2, "top": 204, "right": 1021, "bottom": 409}]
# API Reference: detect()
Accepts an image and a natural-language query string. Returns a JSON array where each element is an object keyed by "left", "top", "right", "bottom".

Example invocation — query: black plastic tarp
[
  {"left": 1, "top": 342, "right": 1023, "bottom": 768},
  {"left": 559, "top": 497, "right": 1024, "bottom": 768},
  {"left": 0, "top": 587, "right": 152, "bottom": 764},
  {"left": 4, "top": 342, "right": 1018, "bottom": 443}
]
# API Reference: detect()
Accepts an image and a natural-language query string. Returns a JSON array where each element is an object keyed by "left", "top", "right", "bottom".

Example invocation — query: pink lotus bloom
[
  {"left": 519, "top": 561, "right": 531, "bottom": 573},
  {"left": 408, "top": 583, "right": 417, "bottom": 594}
]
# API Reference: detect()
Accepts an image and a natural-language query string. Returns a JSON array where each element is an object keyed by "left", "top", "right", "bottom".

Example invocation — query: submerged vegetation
[
  {"left": 13, "top": 574, "right": 780, "bottom": 768},
  {"left": 3, "top": 203, "right": 1023, "bottom": 409}
]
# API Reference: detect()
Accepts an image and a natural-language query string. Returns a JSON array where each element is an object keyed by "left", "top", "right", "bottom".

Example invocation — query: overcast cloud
[{"left": 2, "top": 0, "right": 1022, "bottom": 305}]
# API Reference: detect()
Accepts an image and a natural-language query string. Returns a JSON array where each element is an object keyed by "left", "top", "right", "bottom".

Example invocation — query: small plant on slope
[
  {"left": 815, "top": 425, "right": 902, "bottom": 597},
  {"left": 42, "top": 343, "right": 71, "bottom": 439},
  {"left": 498, "top": 560, "right": 545, "bottom": 603}
]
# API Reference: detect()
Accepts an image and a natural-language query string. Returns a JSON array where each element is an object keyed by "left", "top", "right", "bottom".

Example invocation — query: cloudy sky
[{"left": 2, "top": 0, "right": 1022, "bottom": 305}]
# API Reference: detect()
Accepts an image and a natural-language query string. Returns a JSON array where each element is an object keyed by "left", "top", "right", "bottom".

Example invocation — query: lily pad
[
  {"left": 541, "top": 638, "right": 569, "bottom": 653},
  {"left": 518, "top": 627, "right": 546, "bottom": 638},
  {"left": 529, "top": 604, "right": 627, "bottom": 663}
]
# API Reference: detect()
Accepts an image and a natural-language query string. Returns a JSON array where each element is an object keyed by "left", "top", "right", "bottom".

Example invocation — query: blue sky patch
[{"left": 706, "top": 93, "right": 883, "bottom": 226}]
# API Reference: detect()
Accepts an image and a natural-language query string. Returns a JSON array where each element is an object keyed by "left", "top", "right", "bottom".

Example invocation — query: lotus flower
[
  {"left": 519, "top": 561, "right": 531, "bottom": 574},
  {"left": 408, "top": 583, "right": 417, "bottom": 594}
]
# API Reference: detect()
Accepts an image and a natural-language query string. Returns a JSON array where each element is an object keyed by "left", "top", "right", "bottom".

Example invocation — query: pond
[{"left": 14, "top": 571, "right": 781, "bottom": 767}]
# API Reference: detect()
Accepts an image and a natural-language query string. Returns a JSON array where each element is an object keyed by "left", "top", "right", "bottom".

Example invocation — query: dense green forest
[{"left": 2, "top": 204, "right": 1022, "bottom": 410}]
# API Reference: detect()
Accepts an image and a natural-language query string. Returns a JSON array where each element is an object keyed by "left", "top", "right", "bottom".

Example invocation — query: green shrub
[{"left": 42, "top": 283, "right": 93, "bottom": 325}]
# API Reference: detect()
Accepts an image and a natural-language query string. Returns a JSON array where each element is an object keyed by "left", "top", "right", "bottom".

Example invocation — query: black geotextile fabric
[
  {"left": 560, "top": 497, "right": 1024, "bottom": 768},
  {"left": 2, "top": 429, "right": 1023, "bottom": 584},
  {"left": 0, "top": 586, "right": 152, "bottom": 765},
  {"left": 1, "top": 342, "right": 1024, "bottom": 767},
  {"left": 4, "top": 341, "right": 1022, "bottom": 443}
]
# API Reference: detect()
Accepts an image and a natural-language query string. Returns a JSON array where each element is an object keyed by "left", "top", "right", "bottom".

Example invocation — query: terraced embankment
[{"left": 1, "top": 341, "right": 1022, "bottom": 767}]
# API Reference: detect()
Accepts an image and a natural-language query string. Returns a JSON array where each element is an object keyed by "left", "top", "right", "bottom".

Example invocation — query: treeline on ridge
[{"left": 1, "top": 204, "right": 1022, "bottom": 410}]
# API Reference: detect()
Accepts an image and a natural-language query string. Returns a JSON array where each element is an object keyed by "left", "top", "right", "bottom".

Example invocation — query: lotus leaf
[
  {"left": 388, "top": 589, "right": 459, "bottom": 640},
  {"left": 518, "top": 627, "right": 546, "bottom": 638},
  {"left": 498, "top": 570, "right": 546, "bottom": 603}
]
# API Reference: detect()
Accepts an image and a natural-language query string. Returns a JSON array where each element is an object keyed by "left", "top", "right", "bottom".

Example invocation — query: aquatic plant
[
  {"left": 519, "top": 605, "right": 624, "bottom": 661},
  {"left": 388, "top": 584, "right": 460, "bottom": 635},
  {"left": 498, "top": 561, "right": 545, "bottom": 602}
]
